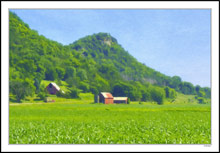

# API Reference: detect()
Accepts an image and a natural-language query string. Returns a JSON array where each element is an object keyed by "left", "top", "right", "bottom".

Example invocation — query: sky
[{"left": 10, "top": 9, "right": 211, "bottom": 87}]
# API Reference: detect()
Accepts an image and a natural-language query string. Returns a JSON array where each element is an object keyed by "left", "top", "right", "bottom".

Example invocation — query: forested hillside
[{"left": 9, "top": 11, "right": 211, "bottom": 103}]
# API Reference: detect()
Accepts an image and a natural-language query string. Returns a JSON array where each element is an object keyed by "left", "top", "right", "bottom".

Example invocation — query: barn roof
[
  {"left": 100, "top": 92, "right": 113, "bottom": 98},
  {"left": 113, "top": 97, "right": 128, "bottom": 101},
  {"left": 50, "top": 82, "right": 60, "bottom": 91}
]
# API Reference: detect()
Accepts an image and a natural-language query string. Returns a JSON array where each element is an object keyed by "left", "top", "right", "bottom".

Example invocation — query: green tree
[
  {"left": 77, "top": 69, "right": 88, "bottom": 81},
  {"left": 179, "top": 82, "right": 195, "bottom": 95},
  {"left": 10, "top": 80, "right": 26, "bottom": 102},
  {"left": 169, "top": 88, "right": 177, "bottom": 99},
  {"left": 198, "top": 90, "right": 206, "bottom": 97},
  {"left": 17, "top": 59, "right": 37, "bottom": 77},
  {"left": 164, "top": 86, "right": 177, "bottom": 99},
  {"left": 150, "top": 87, "right": 165, "bottom": 105},
  {"left": 56, "top": 67, "right": 65, "bottom": 80},
  {"left": 68, "top": 87, "right": 79, "bottom": 98},
  {"left": 112, "top": 81, "right": 142, "bottom": 101},
  {"left": 65, "top": 76, "right": 80, "bottom": 87},
  {"left": 170, "top": 76, "right": 182, "bottom": 90},
  {"left": 34, "top": 78, "right": 40, "bottom": 94},
  {"left": 112, "top": 82, "right": 126, "bottom": 97},
  {"left": 38, "top": 91, "right": 48, "bottom": 100},
  {"left": 45, "top": 67, "right": 58, "bottom": 81},
  {"left": 79, "top": 81, "right": 90, "bottom": 93},
  {"left": 36, "top": 64, "right": 46, "bottom": 81},
  {"left": 64, "top": 67, "right": 76, "bottom": 80},
  {"left": 129, "top": 86, "right": 142, "bottom": 101},
  {"left": 195, "top": 85, "right": 201, "bottom": 93},
  {"left": 164, "top": 87, "right": 170, "bottom": 98},
  {"left": 93, "top": 74, "right": 110, "bottom": 92},
  {"left": 90, "top": 86, "right": 99, "bottom": 103},
  {"left": 141, "top": 89, "right": 151, "bottom": 101},
  {"left": 10, "top": 78, "right": 35, "bottom": 102},
  {"left": 23, "top": 78, "right": 36, "bottom": 96},
  {"left": 56, "top": 90, "right": 65, "bottom": 98},
  {"left": 203, "top": 87, "right": 211, "bottom": 98}
]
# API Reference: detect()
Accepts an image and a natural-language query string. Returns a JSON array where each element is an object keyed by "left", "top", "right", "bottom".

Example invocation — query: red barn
[
  {"left": 46, "top": 82, "right": 61, "bottom": 95},
  {"left": 99, "top": 92, "right": 114, "bottom": 104}
]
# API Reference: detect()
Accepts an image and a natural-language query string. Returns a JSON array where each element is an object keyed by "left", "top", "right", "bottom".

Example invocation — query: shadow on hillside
[
  {"left": 34, "top": 98, "right": 41, "bottom": 101},
  {"left": 9, "top": 97, "right": 21, "bottom": 103},
  {"left": 33, "top": 98, "right": 43, "bottom": 102}
]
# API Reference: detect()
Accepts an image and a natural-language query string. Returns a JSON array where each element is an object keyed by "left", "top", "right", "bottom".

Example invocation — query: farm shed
[
  {"left": 113, "top": 97, "right": 128, "bottom": 104},
  {"left": 46, "top": 82, "right": 62, "bottom": 95},
  {"left": 99, "top": 92, "right": 114, "bottom": 104}
]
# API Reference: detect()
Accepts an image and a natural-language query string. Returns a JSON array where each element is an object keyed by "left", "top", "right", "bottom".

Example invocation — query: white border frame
[{"left": 1, "top": 1, "right": 219, "bottom": 152}]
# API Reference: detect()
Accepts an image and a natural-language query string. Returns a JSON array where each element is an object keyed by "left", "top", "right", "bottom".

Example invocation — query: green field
[{"left": 9, "top": 102, "right": 211, "bottom": 144}]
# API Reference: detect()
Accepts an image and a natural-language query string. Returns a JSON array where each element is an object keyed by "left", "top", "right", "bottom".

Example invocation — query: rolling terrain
[
  {"left": 9, "top": 11, "right": 211, "bottom": 144},
  {"left": 9, "top": 11, "right": 211, "bottom": 104}
]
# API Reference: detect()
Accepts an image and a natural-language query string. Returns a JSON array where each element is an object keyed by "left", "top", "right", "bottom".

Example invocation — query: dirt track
[{"left": 9, "top": 103, "right": 45, "bottom": 105}]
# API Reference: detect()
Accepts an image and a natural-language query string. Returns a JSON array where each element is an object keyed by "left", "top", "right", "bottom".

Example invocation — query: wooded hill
[{"left": 9, "top": 11, "right": 211, "bottom": 104}]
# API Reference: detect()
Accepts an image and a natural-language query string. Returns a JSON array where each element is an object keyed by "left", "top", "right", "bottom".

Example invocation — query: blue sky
[{"left": 10, "top": 9, "right": 211, "bottom": 87}]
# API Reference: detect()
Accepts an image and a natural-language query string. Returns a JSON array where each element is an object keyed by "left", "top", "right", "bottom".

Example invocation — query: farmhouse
[
  {"left": 46, "top": 82, "right": 62, "bottom": 95},
  {"left": 113, "top": 97, "right": 128, "bottom": 104},
  {"left": 99, "top": 92, "right": 128, "bottom": 104},
  {"left": 99, "top": 92, "right": 114, "bottom": 104}
]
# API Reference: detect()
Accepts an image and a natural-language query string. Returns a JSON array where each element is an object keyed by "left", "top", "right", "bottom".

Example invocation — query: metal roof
[
  {"left": 100, "top": 92, "right": 113, "bottom": 98},
  {"left": 50, "top": 82, "right": 60, "bottom": 91},
  {"left": 113, "top": 97, "right": 128, "bottom": 101}
]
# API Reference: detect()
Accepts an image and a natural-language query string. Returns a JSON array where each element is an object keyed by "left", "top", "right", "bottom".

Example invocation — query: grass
[
  {"left": 9, "top": 92, "right": 94, "bottom": 104},
  {"left": 171, "top": 92, "right": 198, "bottom": 103},
  {"left": 9, "top": 103, "right": 211, "bottom": 144},
  {"left": 130, "top": 92, "right": 210, "bottom": 105}
]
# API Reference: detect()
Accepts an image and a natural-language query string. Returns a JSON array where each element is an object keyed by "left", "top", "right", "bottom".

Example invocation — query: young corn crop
[{"left": 9, "top": 103, "right": 211, "bottom": 144}]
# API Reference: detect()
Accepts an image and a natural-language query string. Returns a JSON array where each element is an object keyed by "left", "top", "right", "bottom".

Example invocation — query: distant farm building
[
  {"left": 113, "top": 97, "right": 128, "bottom": 104},
  {"left": 98, "top": 92, "right": 128, "bottom": 104},
  {"left": 46, "top": 82, "right": 64, "bottom": 95},
  {"left": 99, "top": 92, "right": 114, "bottom": 104}
]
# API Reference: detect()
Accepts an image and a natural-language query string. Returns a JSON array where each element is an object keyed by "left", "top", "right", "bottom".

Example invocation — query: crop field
[{"left": 9, "top": 103, "right": 211, "bottom": 144}]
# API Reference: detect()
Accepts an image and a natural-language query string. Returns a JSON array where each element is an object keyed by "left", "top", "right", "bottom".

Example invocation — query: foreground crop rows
[{"left": 9, "top": 103, "right": 211, "bottom": 144}]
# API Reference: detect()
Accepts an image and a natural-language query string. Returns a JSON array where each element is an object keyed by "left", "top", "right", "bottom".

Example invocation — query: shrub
[
  {"left": 37, "top": 91, "right": 48, "bottom": 101},
  {"left": 198, "top": 97, "right": 206, "bottom": 104},
  {"left": 188, "top": 98, "right": 191, "bottom": 103},
  {"left": 56, "top": 90, "right": 65, "bottom": 97},
  {"left": 169, "top": 88, "right": 177, "bottom": 99},
  {"left": 198, "top": 90, "right": 206, "bottom": 97},
  {"left": 127, "top": 98, "right": 130, "bottom": 104},
  {"left": 65, "top": 87, "right": 79, "bottom": 99},
  {"left": 164, "top": 86, "right": 177, "bottom": 99}
]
